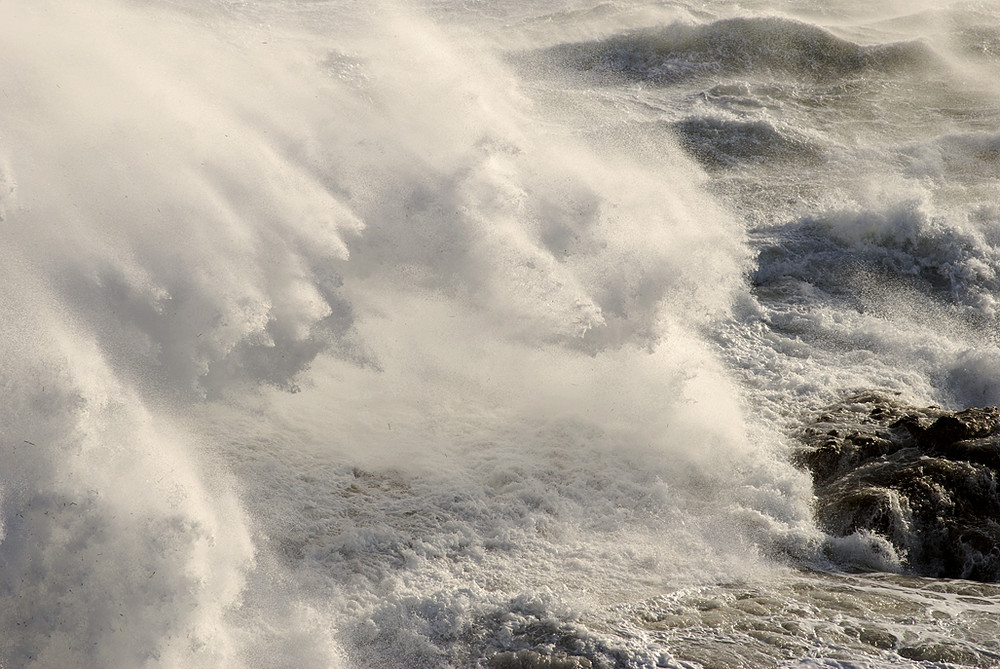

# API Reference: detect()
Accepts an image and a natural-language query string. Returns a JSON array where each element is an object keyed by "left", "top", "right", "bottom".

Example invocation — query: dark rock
[
  {"left": 858, "top": 628, "right": 897, "bottom": 650},
  {"left": 794, "top": 392, "right": 1000, "bottom": 582},
  {"left": 919, "top": 407, "right": 1000, "bottom": 448}
]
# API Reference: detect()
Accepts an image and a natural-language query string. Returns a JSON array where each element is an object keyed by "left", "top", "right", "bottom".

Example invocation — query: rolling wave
[{"left": 546, "top": 16, "right": 933, "bottom": 84}]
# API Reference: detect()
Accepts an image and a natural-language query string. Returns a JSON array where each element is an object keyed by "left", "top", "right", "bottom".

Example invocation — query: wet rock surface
[{"left": 794, "top": 392, "right": 1000, "bottom": 581}]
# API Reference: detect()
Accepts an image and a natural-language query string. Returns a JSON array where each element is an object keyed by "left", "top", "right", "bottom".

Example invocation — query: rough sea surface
[{"left": 2, "top": 0, "right": 1000, "bottom": 667}]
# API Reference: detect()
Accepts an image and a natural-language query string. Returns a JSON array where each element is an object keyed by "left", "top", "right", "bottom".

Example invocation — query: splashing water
[{"left": 4, "top": 0, "right": 1000, "bottom": 667}]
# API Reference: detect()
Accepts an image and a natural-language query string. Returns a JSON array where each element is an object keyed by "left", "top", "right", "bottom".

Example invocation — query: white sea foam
[{"left": 3, "top": 0, "right": 1000, "bottom": 666}]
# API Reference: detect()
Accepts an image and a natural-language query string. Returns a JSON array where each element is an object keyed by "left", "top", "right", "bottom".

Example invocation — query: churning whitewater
[{"left": 2, "top": 0, "right": 1000, "bottom": 667}]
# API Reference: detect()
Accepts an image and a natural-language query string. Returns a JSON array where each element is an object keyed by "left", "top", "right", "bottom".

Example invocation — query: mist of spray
[{"left": 0, "top": 0, "right": 820, "bottom": 666}]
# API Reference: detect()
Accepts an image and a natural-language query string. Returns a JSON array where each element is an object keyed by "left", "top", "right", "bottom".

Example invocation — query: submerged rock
[
  {"left": 794, "top": 392, "right": 1000, "bottom": 582},
  {"left": 488, "top": 650, "right": 593, "bottom": 669}
]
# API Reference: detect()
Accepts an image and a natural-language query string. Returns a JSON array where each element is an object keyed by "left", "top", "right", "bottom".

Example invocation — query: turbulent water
[{"left": 3, "top": 0, "right": 1000, "bottom": 667}]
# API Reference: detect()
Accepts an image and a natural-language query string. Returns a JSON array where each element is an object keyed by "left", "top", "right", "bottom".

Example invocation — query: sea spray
[
  {"left": 0, "top": 277, "right": 255, "bottom": 665},
  {"left": 0, "top": 1, "right": 358, "bottom": 664},
  {"left": 8, "top": 0, "right": 997, "bottom": 666}
]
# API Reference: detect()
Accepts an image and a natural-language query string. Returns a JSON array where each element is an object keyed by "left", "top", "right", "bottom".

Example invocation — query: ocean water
[{"left": 2, "top": 0, "right": 1000, "bottom": 667}]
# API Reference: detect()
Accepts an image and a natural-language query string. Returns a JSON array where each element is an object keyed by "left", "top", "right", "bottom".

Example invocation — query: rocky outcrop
[{"left": 794, "top": 392, "right": 1000, "bottom": 581}]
